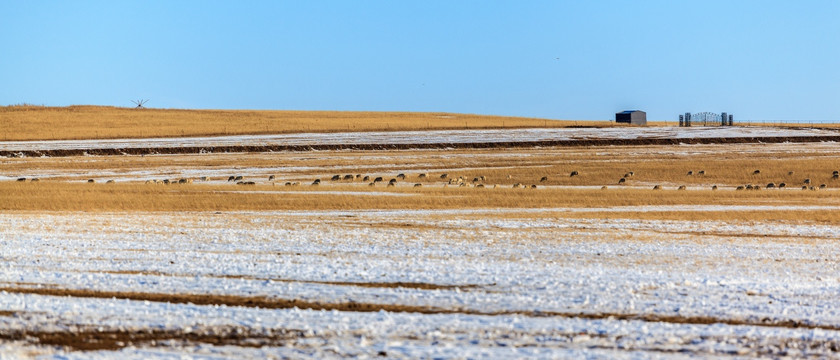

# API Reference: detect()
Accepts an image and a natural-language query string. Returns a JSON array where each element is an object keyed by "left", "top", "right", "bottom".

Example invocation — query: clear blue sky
[{"left": 2, "top": 1, "right": 838, "bottom": 121}]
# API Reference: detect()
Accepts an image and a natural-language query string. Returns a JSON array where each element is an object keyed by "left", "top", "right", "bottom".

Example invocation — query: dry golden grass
[
  {"left": 0, "top": 105, "right": 606, "bottom": 141},
  {"left": 3, "top": 182, "right": 840, "bottom": 223}
]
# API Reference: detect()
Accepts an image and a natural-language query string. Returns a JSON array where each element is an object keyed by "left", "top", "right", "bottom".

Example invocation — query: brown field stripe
[
  {"left": 2, "top": 286, "right": 839, "bottom": 332},
  {"left": 6, "top": 135, "right": 840, "bottom": 157}
]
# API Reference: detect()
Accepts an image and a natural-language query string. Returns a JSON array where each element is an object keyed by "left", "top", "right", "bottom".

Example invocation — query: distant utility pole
[{"left": 131, "top": 99, "right": 149, "bottom": 109}]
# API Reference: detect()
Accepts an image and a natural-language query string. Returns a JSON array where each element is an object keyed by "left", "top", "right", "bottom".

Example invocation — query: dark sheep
[
  {"left": 387, "top": 182, "right": 395, "bottom": 187},
  {"left": 570, "top": 171, "right": 579, "bottom": 177},
  {"left": 331, "top": 175, "right": 341, "bottom": 181},
  {"left": 16, "top": 178, "right": 26, "bottom": 182},
  {"left": 369, "top": 182, "right": 376, "bottom": 186},
  {"left": 833, "top": 174, "right": 839, "bottom": 180},
  {"left": 285, "top": 182, "right": 293, "bottom": 186},
  {"left": 228, "top": 176, "right": 235, "bottom": 182},
  {"left": 766, "top": 183, "right": 775, "bottom": 189},
  {"left": 530, "top": 184, "right": 537, "bottom": 189},
  {"left": 753, "top": 170, "right": 761, "bottom": 175},
  {"left": 30, "top": 178, "right": 39, "bottom": 182},
  {"left": 343, "top": 174, "right": 354, "bottom": 180},
  {"left": 540, "top": 176, "right": 548, "bottom": 182},
  {"left": 397, "top": 173, "right": 406, "bottom": 180},
  {"left": 653, "top": 185, "right": 661, "bottom": 190},
  {"left": 820, "top": 184, "right": 827, "bottom": 189},
  {"left": 687, "top": 171, "right": 693, "bottom": 176},
  {"left": 736, "top": 186, "right": 745, "bottom": 191},
  {"left": 618, "top": 178, "right": 626, "bottom": 184},
  {"left": 106, "top": 180, "right": 115, "bottom": 184},
  {"left": 804, "top": 178, "right": 811, "bottom": 184},
  {"left": 475, "top": 184, "right": 484, "bottom": 188},
  {"left": 601, "top": 186, "right": 608, "bottom": 190},
  {"left": 363, "top": 176, "right": 370, "bottom": 181},
  {"left": 802, "top": 185, "right": 808, "bottom": 190},
  {"left": 234, "top": 175, "right": 243, "bottom": 182},
  {"left": 472, "top": 177, "right": 480, "bottom": 182},
  {"left": 678, "top": 185, "right": 686, "bottom": 190},
  {"left": 374, "top": 177, "right": 383, "bottom": 182},
  {"left": 389, "top": 178, "right": 397, "bottom": 184},
  {"left": 746, "top": 184, "right": 753, "bottom": 189},
  {"left": 833, "top": 170, "right": 839, "bottom": 176},
  {"left": 788, "top": 171, "right": 795, "bottom": 175},
  {"left": 414, "top": 183, "right": 422, "bottom": 187},
  {"left": 312, "top": 179, "right": 321, "bottom": 185},
  {"left": 418, "top": 173, "right": 427, "bottom": 178},
  {"left": 162, "top": 179, "right": 169, "bottom": 184},
  {"left": 712, "top": 185, "right": 718, "bottom": 190},
  {"left": 268, "top": 175, "right": 275, "bottom": 181},
  {"left": 440, "top": 173, "right": 448, "bottom": 179},
  {"left": 623, "top": 172, "right": 633, "bottom": 178},
  {"left": 779, "top": 182, "right": 786, "bottom": 188},
  {"left": 698, "top": 170, "right": 705, "bottom": 175}
]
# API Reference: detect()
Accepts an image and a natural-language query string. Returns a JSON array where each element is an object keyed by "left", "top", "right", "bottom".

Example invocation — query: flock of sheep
[{"left": 10, "top": 168, "right": 840, "bottom": 191}]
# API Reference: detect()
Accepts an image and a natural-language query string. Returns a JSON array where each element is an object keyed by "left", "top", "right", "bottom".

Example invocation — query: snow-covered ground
[
  {"left": 2, "top": 209, "right": 840, "bottom": 358},
  {"left": 1, "top": 126, "right": 838, "bottom": 152}
]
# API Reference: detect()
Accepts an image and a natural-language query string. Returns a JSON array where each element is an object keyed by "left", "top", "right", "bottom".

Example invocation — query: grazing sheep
[
  {"left": 766, "top": 183, "right": 775, "bottom": 189},
  {"left": 16, "top": 178, "right": 26, "bottom": 182},
  {"left": 374, "top": 177, "right": 383, "bottom": 182},
  {"left": 530, "top": 184, "right": 537, "bottom": 189},
  {"left": 540, "top": 176, "right": 548, "bottom": 182},
  {"left": 30, "top": 178, "right": 39, "bottom": 182},
  {"left": 178, "top": 178, "right": 188, "bottom": 184},
  {"left": 736, "top": 186, "right": 745, "bottom": 191},
  {"left": 311, "top": 179, "right": 320, "bottom": 186},
  {"left": 356, "top": 174, "right": 362, "bottom": 179},
  {"left": 601, "top": 186, "right": 608, "bottom": 190},
  {"left": 292, "top": 182, "right": 300, "bottom": 186},
  {"left": 752, "top": 186, "right": 761, "bottom": 191},
  {"left": 285, "top": 182, "right": 292, "bottom": 186},
  {"left": 820, "top": 184, "right": 827, "bottom": 189},
  {"left": 459, "top": 183, "right": 467, "bottom": 187},
  {"left": 397, "top": 173, "right": 406, "bottom": 180},
  {"left": 268, "top": 175, "right": 275, "bottom": 181},
  {"left": 343, "top": 174, "right": 354, "bottom": 180},
  {"left": 389, "top": 178, "right": 397, "bottom": 184},
  {"left": 653, "top": 185, "right": 661, "bottom": 190},
  {"left": 746, "top": 184, "right": 754, "bottom": 190},
  {"left": 570, "top": 170, "right": 579, "bottom": 177},
  {"left": 789, "top": 171, "right": 795, "bottom": 175},
  {"left": 810, "top": 186, "right": 816, "bottom": 191},
  {"left": 234, "top": 176, "right": 243, "bottom": 182},
  {"left": 363, "top": 176, "right": 370, "bottom": 181},
  {"left": 227, "top": 176, "right": 235, "bottom": 182},
  {"left": 687, "top": 171, "right": 693, "bottom": 176},
  {"left": 238, "top": 181, "right": 256, "bottom": 185},
  {"left": 804, "top": 178, "right": 811, "bottom": 184},
  {"left": 623, "top": 172, "right": 633, "bottom": 178},
  {"left": 418, "top": 173, "right": 427, "bottom": 178},
  {"left": 712, "top": 185, "right": 718, "bottom": 190},
  {"left": 475, "top": 184, "right": 484, "bottom": 188},
  {"left": 472, "top": 177, "right": 480, "bottom": 182},
  {"left": 106, "top": 180, "right": 115, "bottom": 184},
  {"left": 678, "top": 185, "right": 686, "bottom": 190},
  {"left": 779, "top": 182, "right": 786, "bottom": 188},
  {"left": 331, "top": 175, "right": 341, "bottom": 181},
  {"left": 199, "top": 176, "right": 208, "bottom": 182},
  {"left": 753, "top": 170, "right": 761, "bottom": 175},
  {"left": 440, "top": 173, "right": 448, "bottom": 179},
  {"left": 833, "top": 174, "right": 839, "bottom": 180},
  {"left": 480, "top": 176, "right": 486, "bottom": 181},
  {"left": 369, "top": 182, "right": 376, "bottom": 187},
  {"left": 513, "top": 183, "right": 521, "bottom": 188},
  {"left": 833, "top": 170, "right": 839, "bottom": 176},
  {"left": 698, "top": 170, "right": 705, "bottom": 175},
  {"left": 145, "top": 180, "right": 153, "bottom": 184},
  {"left": 387, "top": 182, "right": 395, "bottom": 187},
  {"left": 162, "top": 179, "right": 169, "bottom": 184},
  {"left": 414, "top": 183, "right": 422, "bottom": 187},
  {"left": 618, "top": 177, "right": 626, "bottom": 184}
]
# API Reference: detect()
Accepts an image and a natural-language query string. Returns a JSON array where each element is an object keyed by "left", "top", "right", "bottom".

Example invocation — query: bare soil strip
[
  {"left": 3, "top": 287, "right": 836, "bottom": 333},
  {"left": 97, "top": 270, "right": 482, "bottom": 290},
  {"left": 0, "top": 326, "right": 305, "bottom": 351},
  {"left": 6, "top": 135, "right": 840, "bottom": 158}
]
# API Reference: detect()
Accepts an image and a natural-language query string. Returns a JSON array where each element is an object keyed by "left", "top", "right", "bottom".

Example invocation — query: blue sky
[{"left": 2, "top": 1, "right": 838, "bottom": 121}]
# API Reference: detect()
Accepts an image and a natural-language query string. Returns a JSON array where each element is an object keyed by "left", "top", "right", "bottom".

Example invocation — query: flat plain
[{"left": 2, "top": 108, "right": 840, "bottom": 358}]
